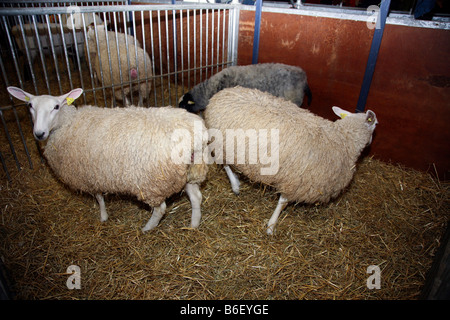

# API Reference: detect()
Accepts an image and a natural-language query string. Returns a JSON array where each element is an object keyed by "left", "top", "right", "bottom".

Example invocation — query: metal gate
[{"left": 0, "top": 1, "right": 240, "bottom": 181}]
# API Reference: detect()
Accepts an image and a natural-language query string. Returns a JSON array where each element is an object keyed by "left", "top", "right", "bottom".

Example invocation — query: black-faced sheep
[{"left": 178, "top": 63, "right": 312, "bottom": 113}]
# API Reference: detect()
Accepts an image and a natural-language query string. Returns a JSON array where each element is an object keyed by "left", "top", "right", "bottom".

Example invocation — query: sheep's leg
[
  {"left": 138, "top": 90, "right": 144, "bottom": 107},
  {"left": 185, "top": 183, "right": 202, "bottom": 228},
  {"left": 142, "top": 201, "right": 167, "bottom": 232},
  {"left": 224, "top": 165, "right": 240, "bottom": 195},
  {"left": 267, "top": 195, "right": 289, "bottom": 235},
  {"left": 124, "top": 96, "right": 131, "bottom": 107},
  {"left": 142, "top": 202, "right": 167, "bottom": 232},
  {"left": 95, "top": 193, "right": 108, "bottom": 222}
]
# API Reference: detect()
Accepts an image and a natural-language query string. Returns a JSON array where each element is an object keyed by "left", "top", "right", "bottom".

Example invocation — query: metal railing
[{"left": 0, "top": 2, "right": 240, "bottom": 181}]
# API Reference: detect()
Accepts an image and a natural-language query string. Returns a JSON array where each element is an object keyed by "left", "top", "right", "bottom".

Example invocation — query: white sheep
[
  {"left": 65, "top": 12, "right": 103, "bottom": 30},
  {"left": 87, "top": 25, "right": 151, "bottom": 107},
  {"left": 7, "top": 86, "right": 208, "bottom": 232},
  {"left": 179, "top": 63, "right": 312, "bottom": 113},
  {"left": 11, "top": 22, "right": 85, "bottom": 77},
  {"left": 204, "top": 87, "right": 378, "bottom": 235}
]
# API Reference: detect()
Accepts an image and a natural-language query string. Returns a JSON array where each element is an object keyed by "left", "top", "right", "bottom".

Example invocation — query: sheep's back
[
  {"left": 45, "top": 106, "right": 204, "bottom": 206},
  {"left": 211, "top": 63, "right": 308, "bottom": 105},
  {"left": 205, "top": 87, "right": 356, "bottom": 203}
]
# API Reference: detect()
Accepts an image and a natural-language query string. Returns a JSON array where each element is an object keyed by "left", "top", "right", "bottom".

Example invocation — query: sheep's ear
[
  {"left": 365, "top": 110, "right": 378, "bottom": 126},
  {"left": 332, "top": 106, "right": 351, "bottom": 119},
  {"left": 7, "top": 86, "right": 34, "bottom": 103},
  {"left": 59, "top": 88, "right": 83, "bottom": 106}
]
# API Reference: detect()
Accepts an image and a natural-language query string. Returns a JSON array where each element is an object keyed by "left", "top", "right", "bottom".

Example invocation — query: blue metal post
[
  {"left": 252, "top": 0, "right": 263, "bottom": 64},
  {"left": 356, "top": 0, "right": 391, "bottom": 112}
]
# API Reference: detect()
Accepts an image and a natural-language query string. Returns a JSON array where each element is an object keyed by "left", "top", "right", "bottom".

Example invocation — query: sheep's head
[
  {"left": 7, "top": 87, "right": 83, "bottom": 141},
  {"left": 178, "top": 93, "right": 197, "bottom": 112},
  {"left": 332, "top": 106, "right": 378, "bottom": 144}
]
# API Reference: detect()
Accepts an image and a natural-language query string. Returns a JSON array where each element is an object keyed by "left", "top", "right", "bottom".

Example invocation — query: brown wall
[{"left": 238, "top": 10, "right": 450, "bottom": 179}]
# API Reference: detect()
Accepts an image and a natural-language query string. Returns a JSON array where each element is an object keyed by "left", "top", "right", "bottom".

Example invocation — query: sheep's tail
[
  {"left": 187, "top": 162, "right": 208, "bottom": 184},
  {"left": 304, "top": 83, "right": 312, "bottom": 106},
  {"left": 187, "top": 150, "right": 208, "bottom": 184},
  {"left": 130, "top": 68, "right": 138, "bottom": 80}
]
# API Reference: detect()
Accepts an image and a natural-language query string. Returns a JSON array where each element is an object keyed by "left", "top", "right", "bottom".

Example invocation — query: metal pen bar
[{"left": 356, "top": 0, "right": 391, "bottom": 112}]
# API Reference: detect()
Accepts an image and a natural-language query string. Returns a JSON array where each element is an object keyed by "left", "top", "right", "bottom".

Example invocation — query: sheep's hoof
[
  {"left": 231, "top": 182, "right": 240, "bottom": 195},
  {"left": 141, "top": 225, "right": 154, "bottom": 233},
  {"left": 266, "top": 226, "right": 275, "bottom": 235}
]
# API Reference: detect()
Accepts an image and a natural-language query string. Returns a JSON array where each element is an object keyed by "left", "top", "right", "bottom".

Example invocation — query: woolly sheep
[
  {"left": 7, "top": 86, "right": 208, "bottom": 232},
  {"left": 65, "top": 12, "right": 103, "bottom": 30},
  {"left": 87, "top": 25, "right": 151, "bottom": 107},
  {"left": 179, "top": 63, "right": 312, "bottom": 113},
  {"left": 11, "top": 23, "right": 85, "bottom": 76},
  {"left": 204, "top": 86, "right": 378, "bottom": 235}
]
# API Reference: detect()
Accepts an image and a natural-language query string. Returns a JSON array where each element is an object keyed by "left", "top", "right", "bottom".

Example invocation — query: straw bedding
[
  {"left": 0, "top": 117, "right": 448, "bottom": 299},
  {"left": 0, "top": 60, "right": 449, "bottom": 299}
]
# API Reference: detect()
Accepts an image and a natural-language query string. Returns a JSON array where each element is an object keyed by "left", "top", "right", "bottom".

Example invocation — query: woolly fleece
[{"left": 204, "top": 87, "right": 376, "bottom": 204}]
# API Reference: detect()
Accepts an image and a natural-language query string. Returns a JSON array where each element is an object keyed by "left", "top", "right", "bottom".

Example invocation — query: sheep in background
[
  {"left": 11, "top": 22, "right": 85, "bottom": 79},
  {"left": 204, "top": 87, "right": 378, "bottom": 235},
  {"left": 179, "top": 63, "right": 312, "bottom": 113},
  {"left": 87, "top": 25, "right": 150, "bottom": 107},
  {"left": 7, "top": 86, "right": 208, "bottom": 232},
  {"left": 65, "top": 12, "right": 103, "bottom": 30}
]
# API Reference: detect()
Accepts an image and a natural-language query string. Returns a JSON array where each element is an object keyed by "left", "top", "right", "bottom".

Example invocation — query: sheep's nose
[{"left": 34, "top": 131, "right": 46, "bottom": 140}]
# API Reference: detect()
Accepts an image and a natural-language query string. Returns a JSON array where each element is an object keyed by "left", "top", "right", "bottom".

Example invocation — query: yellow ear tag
[
  {"left": 66, "top": 97, "right": 75, "bottom": 105},
  {"left": 340, "top": 113, "right": 347, "bottom": 119},
  {"left": 25, "top": 96, "right": 30, "bottom": 102}
]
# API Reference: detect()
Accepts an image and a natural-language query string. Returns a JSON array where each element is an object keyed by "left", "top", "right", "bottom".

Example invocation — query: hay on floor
[
  {"left": 0, "top": 62, "right": 449, "bottom": 299},
  {"left": 0, "top": 152, "right": 448, "bottom": 299}
]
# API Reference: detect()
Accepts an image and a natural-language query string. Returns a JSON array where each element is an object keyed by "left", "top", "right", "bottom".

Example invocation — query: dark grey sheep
[{"left": 178, "top": 63, "right": 312, "bottom": 113}]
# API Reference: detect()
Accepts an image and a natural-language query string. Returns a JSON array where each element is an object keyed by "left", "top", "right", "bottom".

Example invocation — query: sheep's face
[
  {"left": 28, "top": 95, "right": 64, "bottom": 141},
  {"left": 7, "top": 87, "right": 83, "bottom": 141},
  {"left": 178, "top": 93, "right": 197, "bottom": 112}
]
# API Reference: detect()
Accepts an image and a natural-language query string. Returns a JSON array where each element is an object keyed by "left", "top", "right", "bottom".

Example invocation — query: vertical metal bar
[
  {"left": 205, "top": 9, "right": 209, "bottom": 79},
  {"left": 111, "top": 12, "right": 125, "bottom": 106},
  {"left": 57, "top": 13, "right": 74, "bottom": 90},
  {"left": 157, "top": 10, "right": 164, "bottom": 105},
  {"left": 210, "top": 9, "right": 214, "bottom": 76},
  {"left": 1, "top": 48, "right": 33, "bottom": 170},
  {"left": 141, "top": 10, "right": 149, "bottom": 107},
  {"left": 193, "top": 9, "right": 197, "bottom": 85},
  {"left": 180, "top": 9, "right": 184, "bottom": 93},
  {"left": 0, "top": 52, "right": 34, "bottom": 170},
  {"left": 148, "top": 9, "right": 158, "bottom": 107},
  {"left": 199, "top": 8, "right": 203, "bottom": 83},
  {"left": 230, "top": 5, "right": 240, "bottom": 66},
  {"left": 252, "top": 0, "right": 263, "bottom": 64},
  {"left": 93, "top": 17, "right": 108, "bottom": 108},
  {"left": 34, "top": 15, "right": 51, "bottom": 94},
  {"left": 82, "top": 12, "right": 98, "bottom": 106},
  {"left": 221, "top": 8, "right": 226, "bottom": 69},
  {"left": 0, "top": 109, "right": 20, "bottom": 171},
  {"left": 172, "top": 8, "right": 178, "bottom": 104},
  {"left": 69, "top": 12, "right": 85, "bottom": 102},
  {"left": 2, "top": 16, "right": 24, "bottom": 90},
  {"left": 356, "top": 0, "right": 391, "bottom": 113},
  {"left": 164, "top": 10, "right": 171, "bottom": 105},
  {"left": 17, "top": 16, "right": 39, "bottom": 94},
  {"left": 187, "top": 9, "right": 191, "bottom": 90},
  {"left": 45, "top": 14, "right": 62, "bottom": 95},
  {"left": 216, "top": 8, "right": 221, "bottom": 74},
  {"left": 122, "top": 10, "right": 133, "bottom": 105}
]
